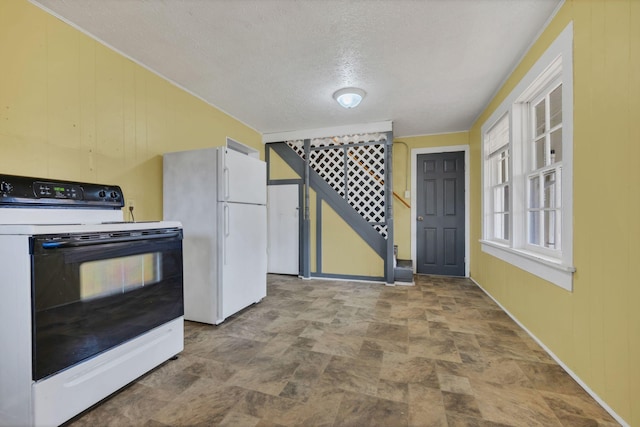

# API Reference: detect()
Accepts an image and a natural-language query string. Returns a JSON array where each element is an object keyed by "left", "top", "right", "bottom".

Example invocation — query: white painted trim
[
  {"left": 262, "top": 121, "right": 393, "bottom": 143},
  {"left": 307, "top": 276, "right": 386, "bottom": 285},
  {"left": 394, "top": 129, "right": 469, "bottom": 139},
  {"left": 28, "top": 1, "right": 261, "bottom": 137},
  {"left": 410, "top": 145, "right": 470, "bottom": 277},
  {"left": 480, "top": 240, "right": 574, "bottom": 291},
  {"left": 469, "top": 277, "right": 630, "bottom": 427}
]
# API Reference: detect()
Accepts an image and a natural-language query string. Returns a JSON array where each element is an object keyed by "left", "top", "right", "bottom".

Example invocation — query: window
[
  {"left": 484, "top": 114, "right": 510, "bottom": 242},
  {"left": 526, "top": 81, "right": 563, "bottom": 253},
  {"left": 481, "top": 23, "right": 574, "bottom": 291}
]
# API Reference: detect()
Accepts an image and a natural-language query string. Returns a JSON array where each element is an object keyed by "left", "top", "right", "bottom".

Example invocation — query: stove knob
[
  {"left": 98, "top": 190, "right": 106, "bottom": 198},
  {"left": 110, "top": 191, "right": 119, "bottom": 199},
  {"left": 0, "top": 182, "right": 13, "bottom": 194}
]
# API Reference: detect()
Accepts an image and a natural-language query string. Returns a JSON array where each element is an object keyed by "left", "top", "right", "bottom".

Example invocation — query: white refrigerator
[{"left": 163, "top": 146, "right": 267, "bottom": 324}]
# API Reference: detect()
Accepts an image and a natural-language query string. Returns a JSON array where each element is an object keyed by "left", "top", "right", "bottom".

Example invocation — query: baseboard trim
[
  {"left": 468, "top": 277, "right": 629, "bottom": 427},
  {"left": 309, "top": 273, "right": 386, "bottom": 284}
]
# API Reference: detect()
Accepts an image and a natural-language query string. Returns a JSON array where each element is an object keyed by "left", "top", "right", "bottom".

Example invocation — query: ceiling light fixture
[{"left": 333, "top": 87, "right": 366, "bottom": 109}]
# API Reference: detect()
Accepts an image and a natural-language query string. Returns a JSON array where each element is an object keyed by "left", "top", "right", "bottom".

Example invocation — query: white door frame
[{"left": 411, "top": 145, "right": 470, "bottom": 276}]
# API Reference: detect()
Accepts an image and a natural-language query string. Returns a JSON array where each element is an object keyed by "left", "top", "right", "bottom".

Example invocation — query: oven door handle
[{"left": 41, "top": 231, "right": 182, "bottom": 249}]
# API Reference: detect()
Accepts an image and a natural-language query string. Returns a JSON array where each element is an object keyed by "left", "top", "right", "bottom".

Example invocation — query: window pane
[
  {"left": 493, "top": 213, "right": 509, "bottom": 240},
  {"left": 529, "top": 211, "right": 540, "bottom": 245},
  {"left": 504, "top": 213, "right": 510, "bottom": 240},
  {"left": 550, "top": 129, "right": 562, "bottom": 163},
  {"left": 535, "top": 137, "right": 545, "bottom": 169},
  {"left": 549, "top": 84, "right": 562, "bottom": 128},
  {"left": 544, "top": 210, "right": 556, "bottom": 249},
  {"left": 491, "top": 156, "right": 499, "bottom": 184},
  {"left": 492, "top": 154, "right": 502, "bottom": 185},
  {"left": 544, "top": 171, "right": 557, "bottom": 209},
  {"left": 504, "top": 185, "right": 510, "bottom": 212},
  {"left": 529, "top": 176, "right": 540, "bottom": 208},
  {"left": 494, "top": 186, "right": 504, "bottom": 212},
  {"left": 535, "top": 100, "right": 546, "bottom": 137},
  {"left": 499, "top": 150, "right": 508, "bottom": 184},
  {"left": 494, "top": 214, "right": 504, "bottom": 240}
]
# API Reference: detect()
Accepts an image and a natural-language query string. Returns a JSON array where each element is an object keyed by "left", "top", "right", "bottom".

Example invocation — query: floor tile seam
[
  {"left": 536, "top": 391, "right": 621, "bottom": 424},
  {"left": 226, "top": 387, "right": 302, "bottom": 425},
  {"left": 335, "top": 385, "right": 411, "bottom": 415},
  {"left": 287, "top": 358, "right": 333, "bottom": 387},
  {"left": 467, "top": 394, "right": 562, "bottom": 426},
  {"left": 448, "top": 332, "right": 484, "bottom": 358},
  {"left": 465, "top": 374, "right": 563, "bottom": 413}
]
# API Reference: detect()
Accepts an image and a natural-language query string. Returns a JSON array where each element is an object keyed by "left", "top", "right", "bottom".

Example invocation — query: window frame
[
  {"left": 480, "top": 22, "right": 575, "bottom": 291},
  {"left": 484, "top": 114, "right": 511, "bottom": 244},
  {"left": 524, "top": 77, "right": 564, "bottom": 257}
]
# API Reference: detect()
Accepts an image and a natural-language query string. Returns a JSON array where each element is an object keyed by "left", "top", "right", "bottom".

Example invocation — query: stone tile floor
[{"left": 66, "top": 274, "right": 619, "bottom": 426}]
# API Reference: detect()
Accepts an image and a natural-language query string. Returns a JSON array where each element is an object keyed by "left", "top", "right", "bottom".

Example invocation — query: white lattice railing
[{"left": 286, "top": 134, "right": 388, "bottom": 238}]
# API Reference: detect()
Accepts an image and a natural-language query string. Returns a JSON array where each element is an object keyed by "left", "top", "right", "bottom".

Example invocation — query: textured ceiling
[{"left": 31, "top": 0, "right": 561, "bottom": 138}]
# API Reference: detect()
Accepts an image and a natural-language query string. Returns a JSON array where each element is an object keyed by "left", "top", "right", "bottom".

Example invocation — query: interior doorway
[
  {"left": 267, "top": 184, "right": 300, "bottom": 275},
  {"left": 411, "top": 145, "right": 469, "bottom": 277},
  {"left": 415, "top": 151, "right": 465, "bottom": 275}
]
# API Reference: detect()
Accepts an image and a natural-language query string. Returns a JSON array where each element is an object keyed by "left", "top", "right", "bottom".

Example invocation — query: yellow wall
[
  {"left": 469, "top": 1, "right": 640, "bottom": 424},
  {"left": 321, "top": 200, "right": 384, "bottom": 277},
  {"left": 0, "top": 0, "right": 261, "bottom": 221},
  {"left": 392, "top": 132, "right": 469, "bottom": 260},
  {"left": 268, "top": 148, "right": 299, "bottom": 181}
]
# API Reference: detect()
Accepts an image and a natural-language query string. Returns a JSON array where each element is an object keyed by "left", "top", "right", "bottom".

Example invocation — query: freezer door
[
  {"left": 219, "top": 202, "right": 267, "bottom": 320},
  {"left": 218, "top": 147, "right": 266, "bottom": 205}
]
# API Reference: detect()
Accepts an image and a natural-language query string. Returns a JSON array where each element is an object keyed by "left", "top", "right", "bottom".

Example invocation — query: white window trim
[
  {"left": 480, "top": 22, "right": 574, "bottom": 292},
  {"left": 520, "top": 71, "right": 563, "bottom": 256},
  {"left": 483, "top": 114, "right": 511, "bottom": 244}
]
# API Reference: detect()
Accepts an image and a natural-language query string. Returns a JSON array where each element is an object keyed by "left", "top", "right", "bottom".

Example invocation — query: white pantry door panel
[
  {"left": 220, "top": 202, "right": 267, "bottom": 320},
  {"left": 267, "top": 185, "right": 299, "bottom": 275},
  {"left": 221, "top": 148, "right": 266, "bottom": 205}
]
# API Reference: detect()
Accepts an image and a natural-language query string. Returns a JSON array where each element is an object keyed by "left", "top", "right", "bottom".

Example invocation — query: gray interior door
[{"left": 416, "top": 152, "right": 465, "bottom": 276}]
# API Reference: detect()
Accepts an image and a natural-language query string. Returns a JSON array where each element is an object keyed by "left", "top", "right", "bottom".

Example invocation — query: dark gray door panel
[{"left": 416, "top": 152, "right": 465, "bottom": 276}]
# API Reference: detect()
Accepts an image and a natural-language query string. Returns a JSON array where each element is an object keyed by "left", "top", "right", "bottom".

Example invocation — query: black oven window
[
  {"left": 80, "top": 252, "right": 162, "bottom": 300},
  {"left": 31, "top": 231, "right": 183, "bottom": 381}
]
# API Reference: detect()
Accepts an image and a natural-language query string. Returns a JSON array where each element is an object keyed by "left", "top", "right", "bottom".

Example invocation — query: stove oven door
[{"left": 30, "top": 228, "right": 183, "bottom": 381}]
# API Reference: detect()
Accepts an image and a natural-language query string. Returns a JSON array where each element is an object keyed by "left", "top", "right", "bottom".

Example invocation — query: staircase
[{"left": 394, "top": 259, "right": 414, "bottom": 284}]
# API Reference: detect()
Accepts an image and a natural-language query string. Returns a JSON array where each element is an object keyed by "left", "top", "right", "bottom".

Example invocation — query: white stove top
[{"left": 0, "top": 206, "right": 181, "bottom": 235}]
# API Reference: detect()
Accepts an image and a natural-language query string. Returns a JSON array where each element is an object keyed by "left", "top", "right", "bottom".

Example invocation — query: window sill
[{"left": 480, "top": 240, "right": 575, "bottom": 291}]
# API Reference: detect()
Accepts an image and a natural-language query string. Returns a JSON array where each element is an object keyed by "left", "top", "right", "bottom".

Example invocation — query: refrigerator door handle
[
  {"left": 223, "top": 203, "right": 230, "bottom": 265},
  {"left": 224, "top": 167, "right": 230, "bottom": 200},
  {"left": 224, "top": 203, "right": 230, "bottom": 237}
]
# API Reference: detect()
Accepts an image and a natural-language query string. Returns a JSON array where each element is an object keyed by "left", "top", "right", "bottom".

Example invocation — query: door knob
[{"left": 417, "top": 216, "right": 424, "bottom": 221}]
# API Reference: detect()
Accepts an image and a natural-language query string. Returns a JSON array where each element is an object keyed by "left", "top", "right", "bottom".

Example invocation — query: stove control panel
[
  {"left": 0, "top": 174, "right": 124, "bottom": 208},
  {"left": 34, "top": 181, "right": 83, "bottom": 199}
]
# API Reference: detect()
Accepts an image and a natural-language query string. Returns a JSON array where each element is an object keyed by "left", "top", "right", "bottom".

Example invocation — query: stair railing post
[
  {"left": 302, "top": 138, "right": 311, "bottom": 279},
  {"left": 385, "top": 131, "right": 395, "bottom": 285}
]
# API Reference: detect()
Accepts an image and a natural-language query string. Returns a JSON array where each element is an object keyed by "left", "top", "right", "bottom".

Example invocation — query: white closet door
[{"left": 267, "top": 185, "right": 299, "bottom": 275}]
